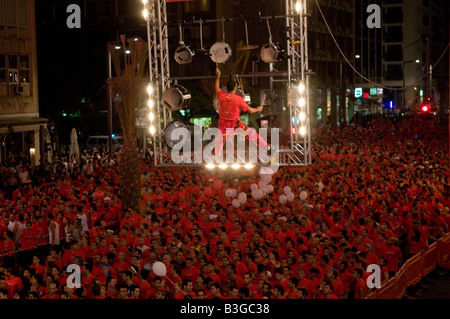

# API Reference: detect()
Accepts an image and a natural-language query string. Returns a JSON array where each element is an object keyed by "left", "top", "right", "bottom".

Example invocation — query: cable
[{"left": 314, "top": 0, "right": 449, "bottom": 92}]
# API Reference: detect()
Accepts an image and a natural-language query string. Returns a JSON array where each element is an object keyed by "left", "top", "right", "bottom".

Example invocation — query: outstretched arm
[
  {"left": 247, "top": 105, "right": 263, "bottom": 114},
  {"left": 215, "top": 68, "right": 221, "bottom": 93}
]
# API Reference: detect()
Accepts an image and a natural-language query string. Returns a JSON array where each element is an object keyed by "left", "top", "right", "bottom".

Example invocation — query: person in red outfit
[{"left": 214, "top": 68, "right": 268, "bottom": 159}]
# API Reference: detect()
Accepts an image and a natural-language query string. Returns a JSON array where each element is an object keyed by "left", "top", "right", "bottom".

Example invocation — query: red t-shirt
[{"left": 217, "top": 90, "right": 250, "bottom": 121}]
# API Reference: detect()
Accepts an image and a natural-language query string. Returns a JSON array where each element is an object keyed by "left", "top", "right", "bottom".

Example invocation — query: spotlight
[
  {"left": 244, "top": 163, "right": 254, "bottom": 169},
  {"left": 142, "top": 9, "right": 149, "bottom": 20},
  {"left": 298, "top": 82, "right": 305, "bottom": 94},
  {"left": 149, "top": 125, "right": 156, "bottom": 135},
  {"left": 219, "top": 164, "right": 227, "bottom": 169},
  {"left": 205, "top": 163, "right": 215, "bottom": 169},
  {"left": 231, "top": 163, "right": 240, "bottom": 169},
  {"left": 299, "top": 98, "right": 305, "bottom": 108},
  {"left": 299, "top": 112, "right": 306, "bottom": 122},
  {"left": 300, "top": 126, "right": 306, "bottom": 136},
  {"left": 147, "top": 84, "right": 154, "bottom": 95}
]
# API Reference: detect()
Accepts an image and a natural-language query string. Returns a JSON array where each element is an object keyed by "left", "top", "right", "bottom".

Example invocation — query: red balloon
[{"left": 204, "top": 187, "right": 212, "bottom": 196}]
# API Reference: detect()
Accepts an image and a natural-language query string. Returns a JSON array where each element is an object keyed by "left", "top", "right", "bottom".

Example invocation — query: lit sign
[
  {"left": 355, "top": 88, "right": 363, "bottom": 98},
  {"left": 363, "top": 93, "right": 369, "bottom": 99},
  {"left": 370, "top": 88, "right": 378, "bottom": 96},
  {"left": 377, "top": 88, "right": 383, "bottom": 95}
]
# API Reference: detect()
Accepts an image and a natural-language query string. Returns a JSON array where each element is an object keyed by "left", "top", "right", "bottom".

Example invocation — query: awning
[{"left": 0, "top": 116, "right": 48, "bottom": 134}]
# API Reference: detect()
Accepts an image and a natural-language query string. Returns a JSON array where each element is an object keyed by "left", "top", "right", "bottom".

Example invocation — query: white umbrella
[
  {"left": 44, "top": 127, "right": 53, "bottom": 163},
  {"left": 69, "top": 128, "right": 79, "bottom": 158}
]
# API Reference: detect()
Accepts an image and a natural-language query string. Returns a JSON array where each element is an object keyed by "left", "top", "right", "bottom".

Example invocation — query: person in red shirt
[
  {"left": 174, "top": 279, "right": 196, "bottom": 299},
  {"left": 318, "top": 282, "right": 339, "bottom": 299},
  {"left": 214, "top": 68, "right": 268, "bottom": 159},
  {"left": 350, "top": 268, "right": 367, "bottom": 299},
  {"left": 2, "top": 231, "right": 17, "bottom": 268},
  {"left": 180, "top": 257, "right": 201, "bottom": 282},
  {"left": 29, "top": 255, "right": 46, "bottom": 279},
  {"left": 381, "top": 237, "right": 403, "bottom": 278}
]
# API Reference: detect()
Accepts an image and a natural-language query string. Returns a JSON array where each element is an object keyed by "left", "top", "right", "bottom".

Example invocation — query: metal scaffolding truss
[{"left": 144, "top": 0, "right": 311, "bottom": 167}]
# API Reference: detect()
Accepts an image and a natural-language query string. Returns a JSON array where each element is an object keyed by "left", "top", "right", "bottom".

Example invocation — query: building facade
[
  {"left": 0, "top": 0, "right": 46, "bottom": 165},
  {"left": 382, "top": 0, "right": 449, "bottom": 111}
]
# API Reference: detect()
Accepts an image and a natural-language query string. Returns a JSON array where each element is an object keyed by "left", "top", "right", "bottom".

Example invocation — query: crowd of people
[{"left": 0, "top": 114, "right": 448, "bottom": 300}]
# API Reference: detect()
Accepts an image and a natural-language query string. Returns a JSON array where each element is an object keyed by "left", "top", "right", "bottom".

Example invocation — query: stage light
[
  {"left": 142, "top": 9, "right": 149, "bottom": 20},
  {"left": 231, "top": 163, "right": 240, "bottom": 169},
  {"left": 298, "top": 82, "right": 305, "bottom": 94},
  {"left": 149, "top": 125, "right": 156, "bottom": 135},
  {"left": 147, "top": 84, "right": 153, "bottom": 95},
  {"left": 148, "top": 99, "right": 154, "bottom": 109},
  {"left": 422, "top": 105, "right": 429, "bottom": 112},
  {"left": 295, "top": 2, "right": 301, "bottom": 13},
  {"left": 300, "top": 126, "right": 306, "bottom": 136},
  {"left": 299, "top": 112, "right": 306, "bottom": 122},
  {"left": 148, "top": 112, "right": 155, "bottom": 121},
  {"left": 205, "top": 163, "right": 215, "bottom": 169},
  {"left": 244, "top": 163, "right": 254, "bottom": 169},
  {"left": 299, "top": 98, "right": 305, "bottom": 108},
  {"left": 219, "top": 163, "right": 227, "bottom": 169}
]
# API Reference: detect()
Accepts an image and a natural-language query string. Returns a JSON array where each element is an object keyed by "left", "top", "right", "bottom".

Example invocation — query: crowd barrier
[{"left": 366, "top": 234, "right": 450, "bottom": 299}]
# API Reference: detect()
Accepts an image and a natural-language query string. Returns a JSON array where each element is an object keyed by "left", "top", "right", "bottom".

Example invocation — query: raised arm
[{"left": 215, "top": 68, "right": 221, "bottom": 93}]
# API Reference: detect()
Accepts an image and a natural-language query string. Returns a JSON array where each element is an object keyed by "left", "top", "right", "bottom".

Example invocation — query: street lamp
[{"left": 402, "top": 59, "right": 420, "bottom": 111}]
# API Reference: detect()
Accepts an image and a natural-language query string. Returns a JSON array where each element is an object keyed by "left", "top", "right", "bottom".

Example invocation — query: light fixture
[
  {"left": 142, "top": 9, "right": 149, "bottom": 20},
  {"left": 300, "top": 126, "right": 306, "bottom": 136},
  {"left": 231, "top": 163, "right": 240, "bottom": 169},
  {"left": 205, "top": 163, "right": 215, "bottom": 169},
  {"left": 298, "top": 82, "right": 305, "bottom": 94},
  {"left": 125, "top": 50, "right": 131, "bottom": 54},
  {"left": 149, "top": 125, "right": 156, "bottom": 135},
  {"left": 295, "top": 2, "right": 301, "bottom": 13},
  {"left": 415, "top": 59, "right": 420, "bottom": 63},
  {"left": 147, "top": 84, "right": 153, "bottom": 95},
  {"left": 219, "top": 163, "right": 227, "bottom": 169},
  {"left": 142, "top": 0, "right": 148, "bottom": 4},
  {"left": 244, "top": 163, "right": 254, "bottom": 169},
  {"left": 299, "top": 112, "right": 306, "bottom": 122},
  {"left": 115, "top": 46, "right": 121, "bottom": 50},
  {"left": 299, "top": 98, "right": 306, "bottom": 108},
  {"left": 355, "top": 55, "right": 361, "bottom": 59},
  {"left": 148, "top": 112, "right": 155, "bottom": 121},
  {"left": 148, "top": 99, "right": 154, "bottom": 109}
]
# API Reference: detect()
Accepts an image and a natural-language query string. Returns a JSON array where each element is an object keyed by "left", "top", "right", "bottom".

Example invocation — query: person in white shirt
[{"left": 18, "top": 166, "right": 29, "bottom": 184}]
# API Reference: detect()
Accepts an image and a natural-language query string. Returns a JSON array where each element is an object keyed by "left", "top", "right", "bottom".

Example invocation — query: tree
[{"left": 106, "top": 35, "right": 148, "bottom": 211}]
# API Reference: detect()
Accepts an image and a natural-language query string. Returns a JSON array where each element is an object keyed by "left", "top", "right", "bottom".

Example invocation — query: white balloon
[
  {"left": 258, "top": 180, "right": 265, "bottom": 188},
  {"left": 253, "top": 189, "right": 263, "bottom": 200},
  {"left": 283, "top": 186, "right": 291, "bottom": 194},
  {"left": 225, "top": 189, "right": 233, "bottom": 197},
  {"left": 232, "top": 198, "right": 241, "bottom": 208},
  {"left": 152, "top": 261, "right": 167, "bottom": 276},
  {"left": 279, "top": 194, "right": 287, "bottom": 204},
  {"left": 300, "top": 191, "right": 308, "bottom": 201},
  {"left": 250, "top": 183, "right": 258, "bottom": 192},
  {"left": 265, "top": 184, "right": 274, "bottom": 193},
  {"left": 287, "top": 192, "right": 295, "bottom": 202},
  {"left": 230, "top": 189, "right": 237, "bottom": 197},
  {"left": 238, "top": 192, "right": 247, "bottom": 204}
]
